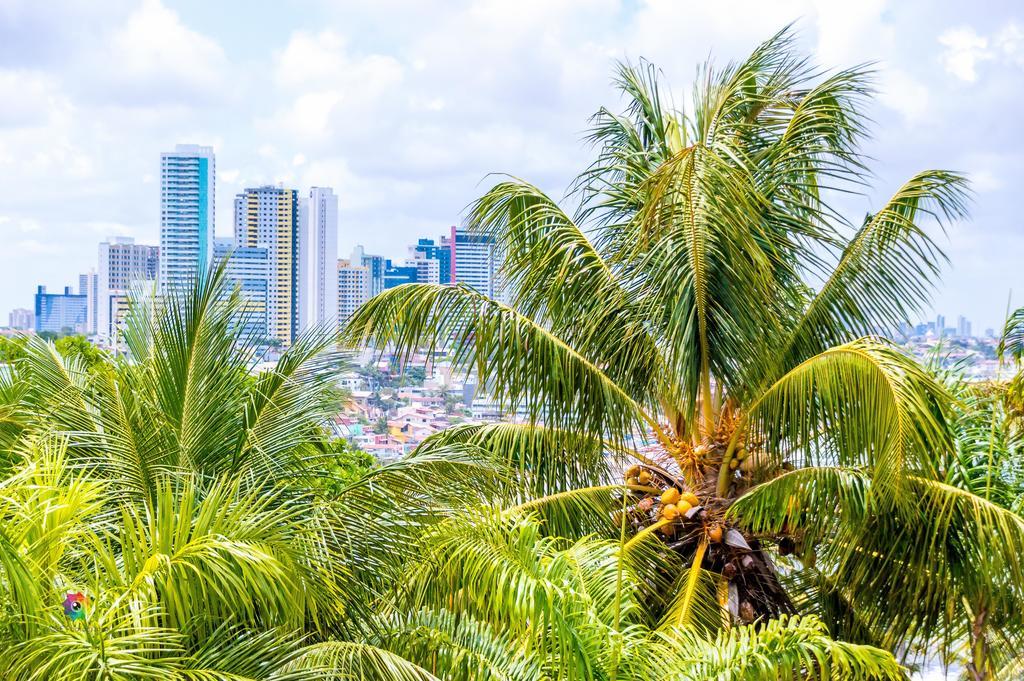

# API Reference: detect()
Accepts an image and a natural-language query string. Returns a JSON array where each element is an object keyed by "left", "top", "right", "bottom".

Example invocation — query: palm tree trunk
[{"left": 966, "top": 608, "right": 990, "bottom": 681}]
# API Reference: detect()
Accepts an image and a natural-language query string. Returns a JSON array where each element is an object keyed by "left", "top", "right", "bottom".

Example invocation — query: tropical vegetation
[
  {"left": 0, "top": 27, "right": 1021, "bottom": 681},
  {"left": 346, "top": 28, "right": 1024, "bottom": 680}
]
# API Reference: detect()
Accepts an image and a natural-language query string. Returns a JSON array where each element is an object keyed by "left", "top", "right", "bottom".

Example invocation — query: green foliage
[
  {"left": 0, "top": 28, "right": 1009, "bottom": 680},
  {"left": 313, "top": 436, "right": 375, "bottom": 496},
  {"left": 339, "top": 26, "right": 1009, "bottom": 679},
  {"left": 53, "top": 335, "right": 109, "bottom": 372},
  {"left": 399, "top": 365, "right": 427, "bottom": 386},
  {"left": 0, "top": 335, "right": 28, "bottom": 363}
]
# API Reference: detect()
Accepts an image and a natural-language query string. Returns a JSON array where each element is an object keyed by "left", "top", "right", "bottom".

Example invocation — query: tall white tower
[
  {"left": 159, "top": 144, "right": 215, "bottom": 294},
  {"left": 298, "top": 187, "right": 339, "bottom": 333}
]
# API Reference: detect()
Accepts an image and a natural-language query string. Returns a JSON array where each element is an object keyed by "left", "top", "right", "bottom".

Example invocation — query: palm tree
[
  {"left": 345, "top": 28, "right": 1024, "bottom": 676},
  {"left": 0, "top": 186, "right": 908, "bottom": 678},
  {"left": 0, "top": 265, "right": 517, "bottom": 678}
]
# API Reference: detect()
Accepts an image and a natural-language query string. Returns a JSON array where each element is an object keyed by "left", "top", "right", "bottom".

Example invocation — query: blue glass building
[{"left": 34, "top": 286, "right": 88, "bottom": 335}]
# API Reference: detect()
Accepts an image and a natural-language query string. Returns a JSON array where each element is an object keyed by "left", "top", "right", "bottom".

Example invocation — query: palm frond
[
  {"left": 414, "top": 422, "right": 618, "bottom": 497},
  {"left": 232, "top": 325, "right": 345, "bottom": 482},
  {"left": 656, "top": 615, "right": 906, "bottom": 680},
  {"left": 1000, "top": 306, "right": 1024, "bottom": 364},
  {"left": 344, "top": 283, "right": 659, "bottom": 443},
  {"left": 734, "top": 338, "right": 952, "bottom": 498},
  {"left": 468, "top": 178, "right": 666, "bottom": 405},
  {"left": 782, "top": 171, "right": 970, "bottom": 365},
  {"left": 730, "top": 466, "right": 1024, "bottom": 658},
  {"left": 369, "top": 607, "right": 544, "bottom": 681}
]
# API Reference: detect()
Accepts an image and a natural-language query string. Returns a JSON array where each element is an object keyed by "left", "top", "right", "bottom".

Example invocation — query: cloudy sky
[{"left": 0, "top": 0, "right": 1021, "bottom": 331}]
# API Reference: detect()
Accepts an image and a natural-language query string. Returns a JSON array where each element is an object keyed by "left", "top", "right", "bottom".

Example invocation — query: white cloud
[
  {"left": 995, "top": 22, "right": 1024, "bottom": 66},
  {"left": 14, "top": 238, "right": 61, "bottom": 255},
  {"left": 96, "top": 0, "right": 229, "bottom": 105},
  {"left": 878, "top": 69, "right": 930, "bottom": 122},
  {"left": 970, "top": 169, "right": 1003, "bottom": 193},
  {"left": 0, "top": 0, "right": 1021, "bottom": 330},
  {"left": 939, "top": 26, "right": 993, "bottom": 82},
  {"left": 0, "top": 70, "right": 71, "bottom": 127},
  {"left": 812, "top": 0, "right": 889, "bottom": 66},
  {"left": 265, "top": 30, "right": 404, "bottom": 141},
  {"left": 937, "top": 22, "right": 1024, "bottom": 83},
  {"left": 0, "top": 216, "right": 41, "bottom": 233},
  {"left": 274, "top": 30, "right": 347, "bottom": 88}
]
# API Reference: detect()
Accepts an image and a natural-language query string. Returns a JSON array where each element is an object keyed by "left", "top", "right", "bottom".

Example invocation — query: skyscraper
[
  {"left": 78, "top": 270, "right": 98, "bottom": 335},
  {"left": 159, "top": 144, "right": 215, "bottom": 294},
  {"left": 350, "top": 245, "right": 385, "bottom": 298},
  {"left": 234, "top": 185, "right": 299, "bottom": 345},
  {"left": 412, "top": 238, "right": 452, "bottom": 284},
  {"left": 8, "top": 308, "right": 33, "bottom": 331},
  {"left": 957, "top": 315, "right": 972, "bottom": 339},
  {"left": 214, "top": 239, "right": 270, "bottom": 341},
  {"left": 337, "top": 259, "right": 370, "bottom": 322},
  {"left": 936, "top": 314, "right": 946, "bottom": 337},
  {"left": 298, "top": 187, "right": 339, "bottom": 332},
  {"left": 383, "top": 260, "right": 420, "bottom": 289},
  {"left": 450, "top": 225, "right": 503, "bottom": 299},
  {"left": 97, "top": 237, "right": 159, "bottom": 340},
  {"left": 34, "top": 286, "right": 87, "bottom": 335}
]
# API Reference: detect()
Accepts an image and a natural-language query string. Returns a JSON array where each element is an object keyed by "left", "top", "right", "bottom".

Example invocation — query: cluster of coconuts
[
  {"left": 624, "top": 465, "right": 725, "bottom": 543},
  {"left": 728, "top": 446, "right": 757, "bottom": 473}
]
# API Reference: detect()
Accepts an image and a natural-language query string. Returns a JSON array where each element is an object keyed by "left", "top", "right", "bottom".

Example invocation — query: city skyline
[
  {"left": 0, "top": 2, "right": 1021, "bottom": 331},
  {"left": 6, "top": 140, "right": 509, "bottom": 343}
]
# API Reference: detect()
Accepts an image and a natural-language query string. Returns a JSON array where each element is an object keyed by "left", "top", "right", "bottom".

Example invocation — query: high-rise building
[
  {"left": 159, "top": 144, "right": 215, "bottom": 294},
  {"left": 78, "top": 270, "right": 98, "bottom": 335},
  {"left": 97, "top": 237, "right": 159, "bottom": 340},
  {"left": 384, "top": 250, "right": 441, "bottom": 289},
  {"left": 412, "top": 256, "right": 440, "bottom": 285},
  {"left": 234, "top": 185, "right": 300, "bottom": 345},
  {"left": 214, "top": 239, "right": 270, "bottom": 341},
  {"left": 384, "top": 260, "right": 419, "bottom": 289},
  {"left": 298, "top": 187, "right": 339, "bottom": 332},
  {"left": 412, "top": 238, "right": 452, "bottom": 284},
  {"left": 450, "top": 225, "right": 503, "bottom": 299},
  {"left": 957, "top": 315, "right": 972, "bottom": 339},
  {"left": 337, "top": 259, "right": 370, "bottom": 322},
  {"left": 351, "top": 245, "right": 385, "bottom": 297},
  {"left": 34, "top": 286, "right": 87, "bottom": 335},
  {"left": 936, "top": 315, "right": 946, "bottom": 337},
  {"left": 8, "top": 308, "right": 33, "bottom": 330}
]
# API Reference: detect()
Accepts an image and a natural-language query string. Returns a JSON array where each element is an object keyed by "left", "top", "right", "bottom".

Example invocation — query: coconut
[
  {"left": 735, "top": 447, "right": 748, "bottom": 460},
  {"left": 707, "top": 524, "right": 723, "bottom": 543},
  {"left": 626, "top": 465, "right": 642, "bottom": 478},
  {"left": 659, "top": 523, "right": 676, "bottom": 537},
  {"left": 661, "top": 503, "right": 680, "bottom": 520},
  {"left": 626, "top": 476, "right": 639, "bottom": 486},
  {"left": 660, "top": 488, "right": 681, "bottom": 505},
  {"left": 778, "top": 537, "right": 795, "bottom": 556},
  {"left": 637, "top": 470, "right": 652, "bottom": 485},
  {"left": 676, "top": 500, "right": 692, "bottom": 516},
  {"left": 729, "top": 458, "right": 739, "bottom": 470},
  {"left": 681, "top": 491, "right": 699, "bottom": 507}
]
